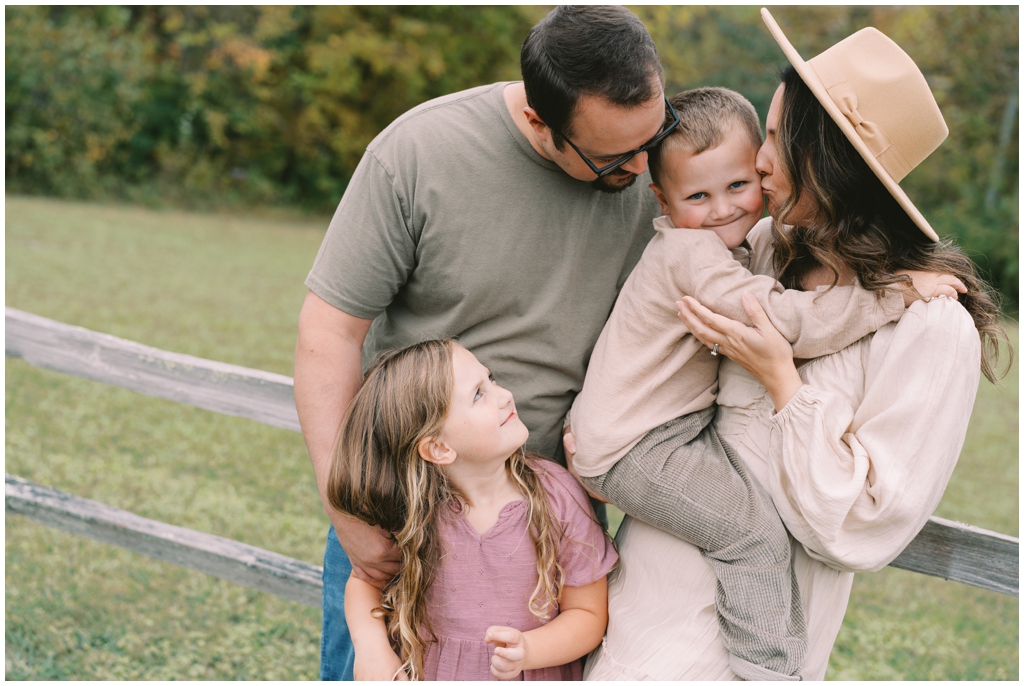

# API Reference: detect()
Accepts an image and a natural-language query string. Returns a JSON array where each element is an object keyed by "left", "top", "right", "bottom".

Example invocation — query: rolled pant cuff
[{"left": 730, "top": 654, "right": 802, "bottom": 681}]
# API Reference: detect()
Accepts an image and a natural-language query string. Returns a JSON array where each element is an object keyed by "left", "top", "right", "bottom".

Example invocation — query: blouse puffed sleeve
[{"left": 766, "top": 298, "right": 982, "bottom": 573}]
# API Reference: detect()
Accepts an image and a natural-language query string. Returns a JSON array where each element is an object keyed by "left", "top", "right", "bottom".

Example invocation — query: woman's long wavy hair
[
  {"left": 772, "top": 66, "right": 1011, "bottom": 382},
  {"left": 325, "top": 339, "right": 565, "bottom": 680}
]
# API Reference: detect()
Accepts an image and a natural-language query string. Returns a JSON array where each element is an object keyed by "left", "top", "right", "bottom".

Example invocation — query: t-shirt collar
[{"left": 491, "top": 81, "right": 565, "bottom": 173}]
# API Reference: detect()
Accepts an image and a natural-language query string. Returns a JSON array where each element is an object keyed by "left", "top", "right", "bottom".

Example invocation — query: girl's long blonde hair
[{"left": 325, "top": 339, "right": 564, "bottom": 680}]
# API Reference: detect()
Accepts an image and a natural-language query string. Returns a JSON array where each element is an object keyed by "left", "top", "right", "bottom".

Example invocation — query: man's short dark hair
[{"left": 521, "top": 6, "right": 664, "bottom": 149}]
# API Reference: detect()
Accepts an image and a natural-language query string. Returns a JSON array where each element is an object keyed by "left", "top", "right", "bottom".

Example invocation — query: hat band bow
[
  {"left": 811, "top": 63, "right": 917, "bottom": 180},
  {"left": 827, "top": 80, "right": 891, "bottom": 157}
]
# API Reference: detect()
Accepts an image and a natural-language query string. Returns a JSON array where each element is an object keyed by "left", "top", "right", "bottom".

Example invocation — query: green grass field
[{"left": 5, "top": 196, "right": 1018, "bottom": 679}]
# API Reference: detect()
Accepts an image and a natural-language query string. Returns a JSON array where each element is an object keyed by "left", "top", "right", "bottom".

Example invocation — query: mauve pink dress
[{"left": 421, "top": 460, "right": 618, "bottom": 681}]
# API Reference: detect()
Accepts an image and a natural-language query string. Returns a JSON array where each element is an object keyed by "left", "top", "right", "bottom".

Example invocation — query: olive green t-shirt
[{"left": 306, "top": 82, "right": 660, "bottom": 461}]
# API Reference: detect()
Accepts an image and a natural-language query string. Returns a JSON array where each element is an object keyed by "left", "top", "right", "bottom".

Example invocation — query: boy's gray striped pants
[{"left": 581, "top": 405, "right": 807, "bottom": 681}]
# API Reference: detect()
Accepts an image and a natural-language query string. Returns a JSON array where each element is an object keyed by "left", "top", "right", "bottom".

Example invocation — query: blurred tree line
[{"left": 5, "top": 5, "right": 1017, "bottom": 307}]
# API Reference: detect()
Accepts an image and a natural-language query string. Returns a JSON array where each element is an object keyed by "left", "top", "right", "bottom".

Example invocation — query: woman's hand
[
  {"left": 485, "top": 626, "right": 529, "bottom": 680},
  {"left": 677, "top": 292, "right": 803, "bottom": 412},
  {"left": 896, "top": 269, "right": 966, "bottom": 306}
]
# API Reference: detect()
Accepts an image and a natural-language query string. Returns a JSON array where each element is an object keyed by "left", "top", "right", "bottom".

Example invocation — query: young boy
[{"left": 568, "top": 88, "right": 911, "bottom": 680}]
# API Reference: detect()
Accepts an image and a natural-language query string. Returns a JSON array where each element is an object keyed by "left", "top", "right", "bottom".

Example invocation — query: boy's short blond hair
[{"left": 649, "top": 87, "right": 763, "bottom": 186}]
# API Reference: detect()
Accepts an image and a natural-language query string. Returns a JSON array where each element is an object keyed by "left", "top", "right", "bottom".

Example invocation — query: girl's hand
[
  {"left": 353, "top": 643, "right": 407, "bottom": 681},
  {"left": 677, "top": 293, "right": 803, "bottom": 412},
  {"left": 485, "top": 625, "right": 529, "bottom": 680}
]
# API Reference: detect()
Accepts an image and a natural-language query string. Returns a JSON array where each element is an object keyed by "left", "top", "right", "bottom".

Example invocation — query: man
[{"left": 294, "top": 6, "right": 671, "bottom": 679}]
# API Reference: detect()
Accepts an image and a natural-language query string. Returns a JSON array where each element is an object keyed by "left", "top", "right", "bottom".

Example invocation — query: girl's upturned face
[
  {"left": 756, "top": 84, "right": 816, "bottom": 224},
  {"left": 437, "top": 345, "right": 529, "bottom": 467}
]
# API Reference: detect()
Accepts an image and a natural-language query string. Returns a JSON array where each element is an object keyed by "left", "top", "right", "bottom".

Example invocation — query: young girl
[{"left": 326, "top": 339, "right": 617, "bottom": 681}]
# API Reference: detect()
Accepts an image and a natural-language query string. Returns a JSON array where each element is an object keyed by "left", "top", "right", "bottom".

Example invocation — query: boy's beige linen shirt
[{"left": 570, "top": 216, "right": 905, "bottom": 477}]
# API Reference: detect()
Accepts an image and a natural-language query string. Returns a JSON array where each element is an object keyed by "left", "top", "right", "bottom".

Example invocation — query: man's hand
[
  {"left": 562, "top": 425, "right": 608, "bottom": 503},
  {"left": 336, "top": 517, "right": 402, "bottom": 588},
  {"left": 485, "top": 626, "right": 529, "bottom": 680},
  {"left": 896, "top": 269, "right": 966, "bottom": 306}
]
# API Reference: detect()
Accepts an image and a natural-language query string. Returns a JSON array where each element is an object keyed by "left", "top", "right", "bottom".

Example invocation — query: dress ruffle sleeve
[
  {"left": 534, "top": 460, "right": 619, "bottom": 586},
  {"left": 766, "top": 298, "right": 981, "bottom": 573}
]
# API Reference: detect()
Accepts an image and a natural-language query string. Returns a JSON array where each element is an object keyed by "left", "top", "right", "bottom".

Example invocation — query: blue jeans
[{"left": 320, "top": 525, "right": 355, "bottom": 680}]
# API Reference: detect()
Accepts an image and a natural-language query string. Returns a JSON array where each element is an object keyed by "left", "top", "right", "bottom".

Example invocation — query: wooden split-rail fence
[{"left": 5, "top": 306, "right": 1020, "bottom": 612}]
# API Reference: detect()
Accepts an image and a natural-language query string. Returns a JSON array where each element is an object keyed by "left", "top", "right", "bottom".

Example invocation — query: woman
[{"left": 581, "top": 10, "right": 1008, "bottom": 680}]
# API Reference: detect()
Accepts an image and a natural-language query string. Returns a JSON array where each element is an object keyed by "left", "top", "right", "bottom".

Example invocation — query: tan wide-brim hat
[{"left": 760, "top": 8, "right": 946, "bottom": 241}]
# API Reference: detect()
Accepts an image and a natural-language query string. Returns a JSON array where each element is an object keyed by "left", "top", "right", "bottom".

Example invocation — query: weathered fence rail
[
  {"left": 5, "top": 307, "right": 300, "bottom": 432},
  {"left": 5, "top": 474, "right": 323, "bottom": 608},
  {"left": 890, "top": 516, "right": 1018, "bottom": 596},
  {"left": 5, "top": 306, "right": 1020, "bottom": 599}
]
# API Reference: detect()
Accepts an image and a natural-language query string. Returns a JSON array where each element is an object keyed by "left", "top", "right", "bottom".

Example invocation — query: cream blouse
[{"left": 584, "top": 297, "right": 981, "bottom": 680}]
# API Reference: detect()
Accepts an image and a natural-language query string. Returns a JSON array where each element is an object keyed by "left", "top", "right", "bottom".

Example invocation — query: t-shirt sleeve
[
  {"left": 305, "top": 150, "right": 417, "bottom": 320},
  {"left": 534, "top": 460, "right": 618, "bottom": 587}
]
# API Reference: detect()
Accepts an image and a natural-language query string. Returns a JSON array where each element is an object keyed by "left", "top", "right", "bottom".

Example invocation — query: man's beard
[{"left": 591, "top": 170, "right": 638, "bottom": 194}]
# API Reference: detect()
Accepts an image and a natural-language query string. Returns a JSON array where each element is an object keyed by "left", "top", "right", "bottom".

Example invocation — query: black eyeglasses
[{"left": 561, "top": 95, "right": 681, "bottom": 178}]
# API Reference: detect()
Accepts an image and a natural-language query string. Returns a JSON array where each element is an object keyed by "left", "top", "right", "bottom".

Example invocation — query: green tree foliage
[
  {"left": 5, "top": 7, "right": 153, "bottom": 198},
  {"left": 885, "top": 6, "right": 1020, "bottom": 309},
  {"left": 6, "top": 6, "right": 537, "bottom": 208},
  {"left": 5, "top": 6, "right": 1017, "bottom": 306}
]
